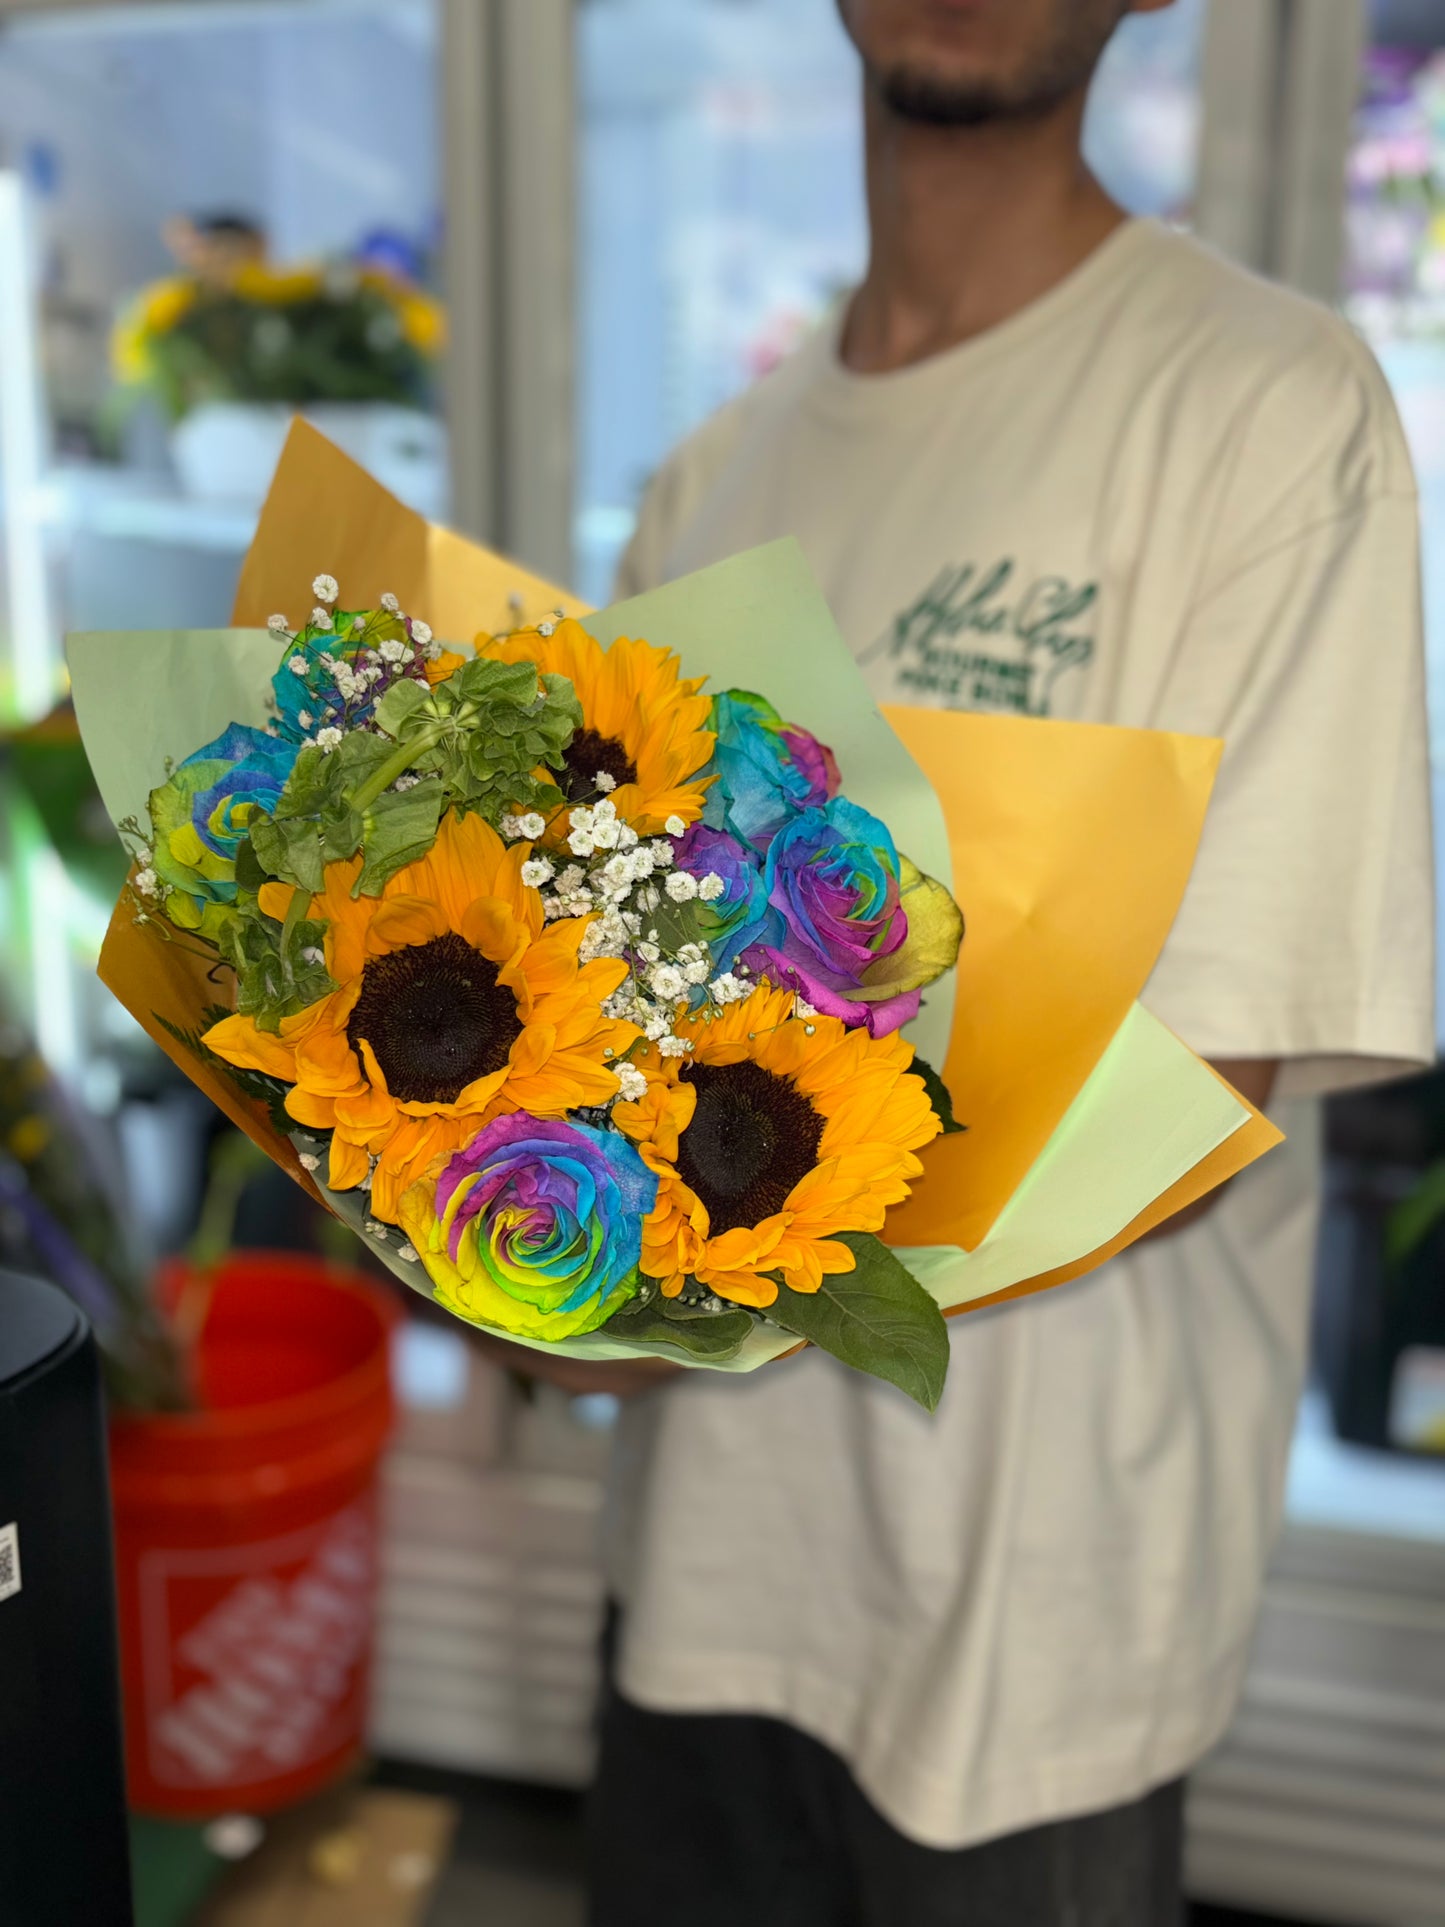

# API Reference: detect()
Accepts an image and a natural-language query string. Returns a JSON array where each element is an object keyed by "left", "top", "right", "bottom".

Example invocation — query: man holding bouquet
[{"left": 583, "top": 0, "right": 1435, "bottom": 1920}]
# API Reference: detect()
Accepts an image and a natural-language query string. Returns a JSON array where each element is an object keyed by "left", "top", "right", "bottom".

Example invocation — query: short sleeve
[{"left": 1145, "top": 490, "right": 1436, "bottom": 1097}]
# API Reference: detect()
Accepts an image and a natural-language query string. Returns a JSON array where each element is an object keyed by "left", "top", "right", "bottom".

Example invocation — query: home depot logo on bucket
[{"left": 138, "top": 1504, "right": 375, "bottom": 1788}]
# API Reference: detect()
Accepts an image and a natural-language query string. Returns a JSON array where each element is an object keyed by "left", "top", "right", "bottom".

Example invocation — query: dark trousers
[{"left": 588, "top": 1648, "right": 1184, "bottom": 1926}]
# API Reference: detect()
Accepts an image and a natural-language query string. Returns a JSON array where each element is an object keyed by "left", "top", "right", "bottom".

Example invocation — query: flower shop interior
[{"left": 1, "top": 1, "right": 1445, "bottom": 1924}]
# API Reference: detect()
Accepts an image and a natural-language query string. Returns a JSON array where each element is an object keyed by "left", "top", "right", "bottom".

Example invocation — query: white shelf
[{"left": 39, "top": 469, "right": 259, "bottom": 553}]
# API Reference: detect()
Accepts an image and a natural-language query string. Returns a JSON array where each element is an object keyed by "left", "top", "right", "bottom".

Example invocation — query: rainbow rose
[
  {"left": 270, "top": 605, "right": 440, "bottom": 742},
  {"left": 742, "top": 797, "right": 963, "bottom": 1038},
  {"left": 399, "top": 1115, "right": 655, "bottom": 1340},
  {"left": 702, "top": 689, "right": 841, "bottom": 851},
  {"left": 673, "top": 822, "right": 781, "bottom": 982},
  {"left": 147, "top": 723, "right": 298, "bottom": 936}
]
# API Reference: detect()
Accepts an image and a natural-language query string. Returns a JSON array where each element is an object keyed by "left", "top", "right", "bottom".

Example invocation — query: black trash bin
[{"left": 0, "top": 1268, "right": 133, "bottom": 1925}]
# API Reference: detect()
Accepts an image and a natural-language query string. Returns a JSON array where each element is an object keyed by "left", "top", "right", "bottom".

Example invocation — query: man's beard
[{"left": 871, "top": 4, "right": 1126, "bottom": 128}]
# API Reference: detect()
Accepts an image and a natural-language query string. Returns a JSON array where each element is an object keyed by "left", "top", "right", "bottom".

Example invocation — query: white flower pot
[{"left": 170, "top": 401, "right": 447, "bottom": 520}]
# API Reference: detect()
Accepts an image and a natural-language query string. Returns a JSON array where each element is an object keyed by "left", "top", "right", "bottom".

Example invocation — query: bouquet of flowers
[
  {"left": 113, "top": 260, "right": 444, "bottom": 421},
  {"left": 69, "top": 426, "right": 1281, "bottom": 1409}
]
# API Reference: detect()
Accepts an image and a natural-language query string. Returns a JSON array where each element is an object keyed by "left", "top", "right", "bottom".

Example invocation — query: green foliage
[
  {"left": 599, "top": 1294, "right": 757, "bottom": 1362},
  {"left": 249, "top": 655, "right": 580, "bottom": 908},
  {"left": 765, "top": 1232, "right": 949, "bottom": 1412},
  {"left": 192, "top": 637, "right": 582, "bottom": 1038},
  {"left": 249, "top": 733, "right": 444, "bottom": 899},
  {"left": 214, "top": 906, "right": 335, "bottom": 1032},
  {"left": 420, "top": 658, "right": 581, "bottom": 820},
  {"left": 1385, "top": 1158, "right": 1445, "bottom": 1270}
]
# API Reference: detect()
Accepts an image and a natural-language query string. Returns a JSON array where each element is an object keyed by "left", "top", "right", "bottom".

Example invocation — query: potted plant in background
[{"left": 112, "top": 213, "right": 446, "bottom": 516}]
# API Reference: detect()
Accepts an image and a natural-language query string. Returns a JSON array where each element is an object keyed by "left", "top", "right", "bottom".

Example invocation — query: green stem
[
  {"left": 280, "top": 880, "right": 307, "bottom": 956},
  {"left": 350, "top": 725, "right": 444, "bottom": 816}
]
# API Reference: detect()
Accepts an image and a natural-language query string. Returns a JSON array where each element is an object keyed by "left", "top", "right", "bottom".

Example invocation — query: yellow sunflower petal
[
  {"left": 367, "top": 895, "right": 451, "bottom": 954},
  {"left": 204, "top": 1012, "right": 298, "bottom": 1081},
  {"left": 328, "top": 1134, "right": 371, "bottom": 1193}
]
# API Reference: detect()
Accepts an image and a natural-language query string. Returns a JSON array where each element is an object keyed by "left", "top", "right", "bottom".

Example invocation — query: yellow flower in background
[
  {"left": 141, "top": 277, "right": 198, "bottom": 334},
  {"left": 112, "top": 276, "right": 198, "bottom": 380},
  {"left": 204, "top": 810, "right": 638, "bottom": 1221},
  {"left": 478, "top": 619, "right": 714, "bottom": 835},
  {"left": 396, "top": 291, "right": 446, "bottom": 356},
  {"left": 233, "top": 262, "right": 326, "bottom": 304},
  {"left": 112, "top": 319, "right": 150, "bottom": 384},
  {"left": 6, "top": 1114, "right": 50, "bottom": 1163},
  {"left": 613, "top": 984, "right": 941, "bottom": 1306}
]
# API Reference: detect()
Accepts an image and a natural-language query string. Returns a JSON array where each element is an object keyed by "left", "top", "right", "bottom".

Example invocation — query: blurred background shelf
[{"left": 39, "top": 468, "right": 257, "bottom": 551}]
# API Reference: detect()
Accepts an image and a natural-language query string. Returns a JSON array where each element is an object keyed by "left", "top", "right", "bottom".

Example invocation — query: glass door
[
  {"left": 0, "top": 0, "right": 446, "bottom": 722},
  {"left": 0, "top": 0, "right": 446, "bottom": 1084},
  {"left": 573, "top": 0, "right": 1211, "bottom": 607},
  {"left": 574, "top": 0, "right": 865, "bottom": 605}
]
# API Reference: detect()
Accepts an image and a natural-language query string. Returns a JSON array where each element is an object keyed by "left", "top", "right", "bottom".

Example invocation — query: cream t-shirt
[{"left": 604, "top": 220, "right": 1437, "bottom": 1851}]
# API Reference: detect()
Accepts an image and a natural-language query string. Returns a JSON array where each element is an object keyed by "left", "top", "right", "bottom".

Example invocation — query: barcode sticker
[{"left": 0, "top": 1521, "right": 21, "bottom": 1602}]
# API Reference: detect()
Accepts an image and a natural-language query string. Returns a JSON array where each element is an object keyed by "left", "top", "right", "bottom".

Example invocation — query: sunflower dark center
[
  {"left": 559, "top": 726, "right": 638, "bottom": 802},
  {"left": 347, "top": 931, "right": 520, "bottom": 1105},
  {"left": 674, "top": 1060, "right": 824, "bottom": 1236}
]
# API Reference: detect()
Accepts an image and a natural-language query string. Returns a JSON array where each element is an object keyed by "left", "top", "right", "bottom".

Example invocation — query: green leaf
[
  {"left": 213, "top": 901, "right": 334, "bottom": 1031},
  {"left": 250, "top": 811, "right": 326, "bottom": 893},
  {"left": 373, "top": 676, "right": 431, "bottom": 738},
  {"left": 1385, "top": 1157, "right": 1445, "bottom": 1270},
  {"left": 598, "top": 1295, "right": 756, "bottom": 1362},
  {"left": 356, "top": 780, "right": 445, "bottom": 895},
  {"left": 765, "top": 1232, "right": 949, "bottom": 1412},
  {"left": 234, "top": 833, "right": 269, "bottom": 895},
  {"left": 446, "top": 655, "right": 539, "bottom": 709},
  {"left": 911, "top": 1054, "right": 965, "bottom": 1135}
]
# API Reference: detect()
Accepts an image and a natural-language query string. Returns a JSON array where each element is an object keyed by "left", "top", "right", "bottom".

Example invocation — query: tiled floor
[{"left": 374, "top": 1762, "right": 1341, "bottom": 1927}]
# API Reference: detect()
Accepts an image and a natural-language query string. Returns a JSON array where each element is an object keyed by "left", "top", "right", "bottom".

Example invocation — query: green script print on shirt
[{"left": 865, "top": 558, "right": 1097, "bottom": 716}]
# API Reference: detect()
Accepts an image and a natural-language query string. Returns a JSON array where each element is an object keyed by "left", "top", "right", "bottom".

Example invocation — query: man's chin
[{"left": 876, "top": 63, "right": 1043, "bottom": 127}]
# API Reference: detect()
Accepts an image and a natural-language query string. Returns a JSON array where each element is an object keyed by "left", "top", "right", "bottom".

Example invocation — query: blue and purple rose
[
  {"left": 399, "top": 1115, "right": 655, "bottom": 1340},
  {"left": 673, "top": 822, "right": 782, "bottom": 982},
  {"left": 741, "top": 797, "right": 922, "bottom": 1035},
  {"left": 702, "top": 689, "right": 841, "bottom": 851},
  {"left": 270, "top": 607, "right": 428, "bottom": 743}
]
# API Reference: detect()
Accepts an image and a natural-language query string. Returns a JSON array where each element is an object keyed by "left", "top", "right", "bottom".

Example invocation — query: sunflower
[
  {"left": 477, "top": 619, "right": 713, "bottom": 834},
  {"left": 205, "top": 811, "right": 637, "bottom": 1220},
  {"left": 612, "top": 985, "right": 941, "bottom": 1307}
]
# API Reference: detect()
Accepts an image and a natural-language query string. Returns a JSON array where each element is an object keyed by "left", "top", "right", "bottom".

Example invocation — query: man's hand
[
  {"left": 468, "top": 1329, "right": 684, "bottom": 1398},
  {"left": 1142, "top": 1056, "right": 1279, "bottom": 1243}
]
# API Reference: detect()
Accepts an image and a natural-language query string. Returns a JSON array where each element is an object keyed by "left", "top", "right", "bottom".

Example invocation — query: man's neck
[{"left": 841, "top": 89, "right": 1127, "bottom": 376}]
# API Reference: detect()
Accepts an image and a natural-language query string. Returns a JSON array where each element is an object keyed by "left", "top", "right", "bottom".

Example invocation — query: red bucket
[{"left": 109, "top": 1252, "right": 397, "bottom": 1818}]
